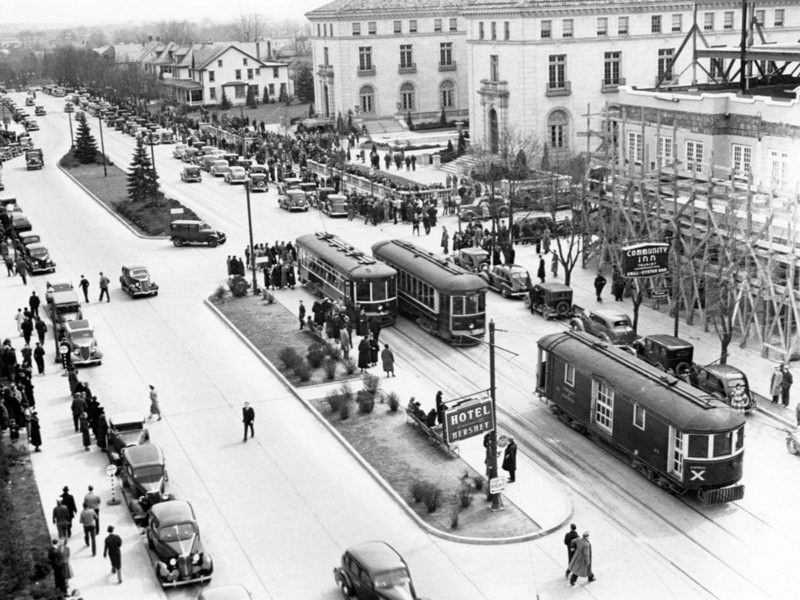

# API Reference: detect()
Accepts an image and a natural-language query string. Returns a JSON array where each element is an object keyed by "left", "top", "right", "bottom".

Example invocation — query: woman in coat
[
  {"left": 380, "top": 344, "right": 395, "bottom": 377},
  {"left": 368, "top": 335, "right": 379, "bottom": 366},
  {"left": 502, "top": 437, "right": 517, "bottom": 483},
  {"left": 79, "top": 412, "right": 91, "bottom": 452},
  {"left": 357, "top": 337, "right": 371, "bottom": 373},
  {"left": 537, "top": 255, "right": 546, "bottom": 283},
  {"left": 339, "top": 329, "right": 351, "bottom": 360},
  {"left": 568, "top": 532, "right": 595, "bottom": 585},
  {"left": 29, "top": 410, "right": 42, "bottom": 452},
  {"left": 770, "top": 365, "right": 783, "bottom": 403}
]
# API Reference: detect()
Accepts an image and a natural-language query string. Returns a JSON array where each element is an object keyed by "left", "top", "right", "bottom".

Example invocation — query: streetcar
[
  {"left": 296, "top": 232, "right": 397, "bottom": 326},
  {"left": 536, "top": 330, "right": 746, "bottom": 504},
  {"left": 372, "top": 240, "right": 487, "bottom": 346}
]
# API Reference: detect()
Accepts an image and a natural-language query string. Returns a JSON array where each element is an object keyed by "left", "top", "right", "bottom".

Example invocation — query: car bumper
[
  {"left": 182, "top": 177, "right": 201, "bottom": 183},
  {"left": 128, "top": 288, "right": 158, "bottom": 297},
  {"left": 72, "top": 351, "right": 103, "bottom": 366},
  {"left": 29, "top": 263, "right": 56, "bottom": 274}
]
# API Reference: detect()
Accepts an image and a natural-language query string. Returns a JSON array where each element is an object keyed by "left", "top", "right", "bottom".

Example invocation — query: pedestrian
[
  {"left": 29, "top": 291, "right": 40, "bottom": 318},
  {"left": 79, "top": 275, "right": 90, "bottom": 303},
  {"left": 298, "top": 300, "right": 306, "bottom": 330},
  {"left": 435, "top": 390, "right": 445, "bottom": 425},
  {"left": 103, "top": 525, "right": 123, "bottom": 584},
  {"left": 59, "top": 538, "right": 73, "bottom": 589},
  {"left": 98, "top": 272, "right": 110, "bottom": 302},
  {"left": 357, "top": 337, "right": 370, "bottom": 373},
  {"left": 148, "top": 385, "right": 161, "bottom": 421},
  {"left": 781, "top": 364, "right": 793, "bottom": 407},
  {"left": 441, "top": 227, "right": 449, "bottom": 255},
  {"left": 70, "top": 393, "right": 86, "bottom": 432},
  {"left": 537, "top": 255, "right": 546, "bottom": 283},
  {"left": 35, "top": 316, "right": 47, "bottom": 345},
  {"left": 568, "top": 531, "right": 596, "bottom": 586},
  {"left": 15, "top": 308, "right": 24, "bottom": 334},
  {"left": 34, "top": 342, "right": 45, "bottom": 374},
  {"left": 770, "top": 365, "right": 783, "bottom": 404},
  {"left": 381, "top": 344, "right": 395, "bottom": 377},
  {"left": 80, "top": 502, "right": 97, "bottom": 555},
  {"left": 79, "top": 412, "right": 91, "bottom": 451},
  {"left": 21, "top": 343, "right": 32, "bottom": 368},
  {"left": 83, "top": 486, "right": 100, "bottom": 533},
  {"left": 594, "top": 271, "right": 607, "bottom": 302},
  {"left": 563, "top": 523, "right": 579, "bottom": 578},
  {"left": 551, "top": 251, "right": 559, "bottom": 280},
  {"left": 4, "top": 254, "right": 14, "bottom": 276},
  {"left": 339, "top": 328, "right": 351, "bottom": 360},
  {"left": 29, "top": 410, "right": 42, "bottom": 451},
  {"left": 48, "top": 538, "right": 67, "bottom": 593},
  {"left": 21, "top": 316, "right": 33, "bottom": 346},
  {"left": 502, "top": 437, "right": 517, "bottom": 483},
  {"left": 369, "top": 317, "right": 381, "bottom": 343},
  {"left": 61, "top": 486, "right": 77, "bottom": 537},
  {"left": 242, "top": 401, "right": 255, "bottom": 441},
  {"left": 53, "top": 498, "right": 71, "bottom": 539},
  {"left": 368, "top": 334, "right": 379, "bottom": 366},
  {"left": 16, "top": 257, "right": 28, "bottom": 285}
]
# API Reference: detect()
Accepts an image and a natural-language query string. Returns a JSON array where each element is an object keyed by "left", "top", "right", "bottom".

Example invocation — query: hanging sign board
[
  {"left": 443, "top": 394, "right": 495, "bottom": 445},
  {"left": 621, "top": 242, "right": 670, "bottom": 277}
]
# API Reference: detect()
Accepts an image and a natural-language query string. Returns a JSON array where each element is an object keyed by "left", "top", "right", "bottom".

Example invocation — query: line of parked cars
[{"left": 2, "top": 197, "right": 56, "bottom": 276}]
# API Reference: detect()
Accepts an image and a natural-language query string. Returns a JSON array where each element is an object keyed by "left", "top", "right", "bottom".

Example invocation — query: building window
[
  {"left": 686, "top": 140, "right": 704, "bottom": 173},
  {"left": 709, "top": 58, "right": 724, "bottom": 79},
  {"left": 628, "top": 131, "right": 643, "bottom": 164},
  {"left": 755, "top": 9, "right": 765, "bottom": 26},
  {"left": 724, "top": 11, "right": 734, "bottom": 29},
  {"left": 479, "top": 22, "right": 485, "bottom": 40},
  {"left": 272, "top": 67, "right": 279, "bottom": 78},
  {"left": 450, "top": 18, "right": 457, "bottom": 32},
  {"left": 352, "top": 22, "right": 361, "bottom": 36},
  {"left": 209, "top": 88, "right": 216, "bottom": 100},
  {"left": 704, "top": 12, "right": 714, "bottom": 30},
  {"left": 359, "top": 47, "right": 373, "bottom": 71},
  {"left": 651, "top": 15, "right": 662, "bottom": 33},
  {"left": 562, "top": 19, "right": 573, "bottom": 38},
  {"left": 658, "top": 48, "right": 674, "bottom": 80},
  {"left": 541, "top": 20, "right": 552, "bottom": 38},
  {"left": 208, "top": 71, "right": 215, "bottom": 82},
  {"left": 732, "top": 144, "right": 752, "bottom": 175},
  {"left": 368, "top": 21, "right": 376, "bottom": 35},
  {"left": 597, "top": 17, "right": 608, "bottom": 36},
  {"left": 247, "top": 68, "right": 253, "bottom": 80},
  {"left": 672, "top": 14, "right": 682, "bottom": 32},
  {"left": 323, "top": 47, "right": 329, "bottom": 65},
  {"left": 324, "top": 24, "right": 328, "bottom": 37},
  {"left": 548, "top": 54, "right": 566, "bottom": 89},
  {"left": 255, "top": 68, "right": 260, "bottom": 76},
  {"left": 658, "top": 136, "right": 673, "bottom": 167},
  {"left": 317, "top": 24, "right": 321, "bottom": 37},
  {"left": 770, "top": 150, "right": 788, "bottom": 188},
  {"left": 775, "top": 9, "right": 785, "bottom": 27},
  {"left": 434, "top": 18, "right": 442, "bottom": 32},
  {"left": 234, "top": 86, "right": 245, "bottom": 99},
  {"left": 603, "top": 51, "right": 621, "bottom": 85},
  {"left": 618, "top": 16, "right": 628, "bottom": 35},
  {"left": 217, "top": 59, "right": 223, "bottom": 67},
  {"left": 633, "top": 403, "right": 646, "bottom": 430},
  {"left": 440, "top": 42, "right": 453, "bottom": 66},
  {"left": 440, "top": 80, "right": 454, "bottom": 108},
  {"left": 359, "top": 85, "right": 374, "bottom": 113},
  {"left": 235, "top": 69, "right": 242, "bottom": 80},
  {"left": 243, "top": 58, "right": 248, "bottom": 66},
  {"left": 564, "top": 364, "right": 575, "bottom": 386},
  {"left": 394, "top": 20, "right": 401, "bottom": 34},
  {"left": 491, "top": 21, "right": 497, "bottom": 40},
  {"left": 400, "top": 82, "right": 415, "bottom": 111},
  {"left": 548, "top": 110, "right": 568, "bottom": 150},
  {"left": 592, "top": 379, "right": 614, "bottom": 435},
  {"left": 410, "top": 20, "right": 417, "bottom": 33},
  {"left": 400, "top": 44, "right": 413, "bottom": 69},
  {"left": 504, "top": 21, "right": 510, "bottom": 40},
  {"left": 268, "top": 83, "right": 275, "bottom": 95},
  {"left": 489, "top": 55, "right": 499, "bottom": 82}
]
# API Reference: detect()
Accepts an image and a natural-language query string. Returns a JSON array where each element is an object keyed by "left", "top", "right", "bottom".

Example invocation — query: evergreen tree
[
  {"left": 74, "top": 114, "right": 98, "bottom": 164},
  {"left": 127, "top": 138, "right": 159, "bottom": 202},
  {"left": 439, "top": 107, "right": 447, "bottom": 126},
  {"left": 219, "top": 90, "right": 231, "bottom": 110},
  {"left": 262, "top": 86, "right": 270, "bottom": 104}
]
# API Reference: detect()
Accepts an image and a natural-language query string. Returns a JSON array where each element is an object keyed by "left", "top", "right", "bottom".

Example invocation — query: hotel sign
[{"left": 444, "top": 396, "right": 495, "bottom": 444}]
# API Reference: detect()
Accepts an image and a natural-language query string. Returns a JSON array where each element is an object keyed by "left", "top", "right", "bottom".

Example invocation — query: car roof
[
  {"left": 150, "top": 499, "right": 195, "bottom": 524},
  {"left": 122, "top": 264, "right": 147, "bottom": 270},
  {"left": 537, "top": 282, "right": 572, "bottom": 293},
  {"left": 198, "top": 585, "right": 252, "bottom": 600},
  {"left": 645, "top": 334, "right": 693, "bottom": 349},
  {"left": 27, "top": 242, "right": 47, "bottom": 249},
  {"left": 18, "top": 231, "right": 39, "bottom": 238},
  {"left": 171, "top": 219, "right": 206, "bottom": 226},
  {"left": 590, "top": 309, "right": 631, "bottom": 321},
  {"left": 459, "top": 248, "right": 489, "bottom": 256},
  {"left": 51, "top": 290, "right": 80, "bottom": 303},
  {"left": 124, "top": 443, "right": 164, "bottom": 467},
  {"left": 230, "top": 166, "right": 246, "bottom": 171},
  {"left": 347, "top": 541, "right": 406, "bottom": 572},
  {"left": 109, "top": 412, "right": 145, "bottom": 426},
  {"left": 65, "top": 319, "right": 92, "bottom": 332},
  {"left": 702, "top": 364, "right": 746, "bottom": 378},
  {"left": 499, "top": 264, "right": 528, "bottom": 274}
]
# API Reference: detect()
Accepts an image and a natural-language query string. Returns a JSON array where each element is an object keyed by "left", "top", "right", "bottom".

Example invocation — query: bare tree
[
  {"left": 157, "top": 21, "right": 197, "bottom": 45},
  {"left": 236, "top": 13, "right": 266, "bottom": 42}
]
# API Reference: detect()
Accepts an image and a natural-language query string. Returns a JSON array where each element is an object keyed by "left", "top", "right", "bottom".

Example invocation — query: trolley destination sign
[
  {"left": 443, "top": 391, "right": 495, "bottom": 445},
  {"left": 621, "top": 242, "right": 670, "bottom": 277}
]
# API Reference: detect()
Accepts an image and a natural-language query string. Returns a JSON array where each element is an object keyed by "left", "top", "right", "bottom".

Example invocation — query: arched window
[
  {"left": 400, "top": 82, "right": 415, "bottom": 111},
  {"left": 359, "top": 85, "right": 375, "bottom": 114},
  {"left": 440, "top": 80, "right": 455, "bottom": 109},
  {"left": 548, "top": 109, "right": 569, "bottom": 150}
]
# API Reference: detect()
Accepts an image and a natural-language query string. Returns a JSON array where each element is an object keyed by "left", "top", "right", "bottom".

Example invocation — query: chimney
[
  {"left": 255, "top": 41, "right": 260, "bottom": 60},
  {"left": 267, "top": 41, "right": 272, "bottom": 60}
]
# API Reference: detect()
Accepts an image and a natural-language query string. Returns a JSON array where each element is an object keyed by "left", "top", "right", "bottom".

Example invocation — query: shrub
[
  {"left": 211, "top": 285, "right": 227, "bottom": 302},
  {"left": 387, "top": 392, "right": 400, "bottom": 413},
  {"left": 261, "top": 289, "right": 274, "bottom": 303},
  {"left": 293, "top": 360, "right": 312, "bottom": 381},
  {"left": 356, "top": 390, "right": 374, "bottom": 414},
  {"left": 458, "top": 479, "right": 475, "bottom": 509},
  {"left": 325, "top": 390, "right": 342, "bottom": 413},
  {"left": 278, "top": 347, "right": 301, "bottom": 369},
  {"left": 410, "top": 480, "right": 427, "bottom": 503},
  {"left": 323, "top": 357, "right": 337, "bottom": 380},
  {"left": 344, "top": 359, "right": 357, "bottom": 375},
  {"left": 228, "top": 275, "right": 249, "bottom": 297},
  {"left": 326, "top": 344, "right": 342, "bottom": 360},
  {"left": 362, "top": 373, "right": 381, "bottom": 395},
  {"left": 338, "top": 383, "right": 354, "bottom": 404},
  {"left": 423, "top": 483, "right": 443, "bottom": 513},
  {"left": 307, "top": 343, "right": 326, "bottom": 368},
  {"left": 339, "top": 397, "right": 351, "bottom": 420},
  {"left": 473, "top": 476, "right": 484, "bottom": 493},
  {"left": 450, "top": 504, "right": 460, "bottom": 530}
]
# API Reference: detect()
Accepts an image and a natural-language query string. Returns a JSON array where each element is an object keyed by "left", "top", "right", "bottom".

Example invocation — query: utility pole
[
  {"left": 245, "top": 180, "right": 259, "bottom": 295},
  {"left": 97, "top": 113, "right": 107, "bottom": 177},
  {"left": 486, "top": 319, "right": 503, "bottom": 510}
]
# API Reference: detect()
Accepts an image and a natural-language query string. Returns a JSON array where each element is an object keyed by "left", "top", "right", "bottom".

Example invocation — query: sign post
[
  {"left": 59, "top": 342, "right": 70, "bottom": 375},
  {"left": 106, "top": 464, "right": 120, "bottom": 506}
]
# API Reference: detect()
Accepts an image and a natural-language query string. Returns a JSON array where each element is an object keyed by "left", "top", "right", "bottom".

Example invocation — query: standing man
[
  {"left": 594, "top": 271, "right": 607, "bottom": 302},
  {"left": 568, "top": 531, "right": 596, "bottom": 586},
  {"left": 771, "top": 365, "right": 783, "bottom": 404},
  {"left": 48, "top": 538, "right": 68, "bottom": 593},
  {"left": 29, "top": 291, "right": 40, "bottom": 318},
  {"left": 52, "top": 498, "right": 71, "bottom": 540},
  {"left": 60, "top": 486, "right": 77, "bottom": 537},
  {"left": 79, "top": 275, "right": 90, "bottom": 303},
  {"left": 242, "top": 402, "right": 255, "bottom": 441},
  {"left": 21, "top": 316, "right": 33, "bottom": 346},
  {"left": 16, "top": 256, "right": 28, "bottom": 285},
  {"left": 98, "top": 272, "right": 110, "bottom": 302},
  {"left": 103, "top": 525, "right": 123, "bottom": 584},
  {"left": 781, "top": 364, "right": 793, "bottom": 408},
  {"left": 70, "top": 393, "right": 87, "bottom": 433},
  {"left": 298, "top": 300, "right": 306, "bottom": 330},
  {"left": 441, "top": 227, "right": 449, "bottom": 255},
  {"left": 83, "top": 485, "right": 101, "bottom": 533},
  {"left": 33, "top": 342, "right": 45, "bottom": 374},
  {"left": 34, "top": 316, "right": 47, "bottom": 345},
  {"left": 537, "top": 255, "right": 546, "bottom": 283},
  {"left": 502, "top": 437, "right": 517, "bottom": 483},
  {"left": 148, "top": 385, "right": 161, "bottom": 421},
  {"left": 563, "top": 523, "right": 580, "bottom": 578},
  {"left": 80, "top": 502, "right": 98, "bottom": 555}
]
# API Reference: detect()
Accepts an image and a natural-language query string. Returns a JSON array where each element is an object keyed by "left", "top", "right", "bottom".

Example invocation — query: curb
[
  {"left": 57, "top": 161, "right": 169, "bottom": 240},
  {"left": 204, "top": 296, "right": 551, "bottom": 545}
]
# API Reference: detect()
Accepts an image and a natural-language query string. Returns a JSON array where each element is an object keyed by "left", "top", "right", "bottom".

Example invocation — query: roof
[
  {"left": 192, "top": 44, "right": 266, "bottom": 70},
  {"left": 536, "top": 282, "right": 571, "bottom": 293},
  {"left": 307, "top": 0, "right": 468, "bottom": 17},
  {"left": 702, "top": 364, "right": 748, "bottom": 379},
  {"left": 122, "top": 264, "right": 148, "bottom": 271},
  {"left": 644, "top": 334, "right": 693, "bottom": 349},
  {"left": 51, "top": 290, "right": 80, "bottom": 304},
  {"left": 297, "top": 232, "right": 397, "bottom": 279},
  {"left": 65, "top": 319, "right": 92, "bottom": 332},
  {"left": 161, "top": 78, "right": 203, "bottom": 90},
  {"left": 346, "top": 541, "right": 406, "bottom": 573},
  {"left": 590, "top": 309, "right": 631, "bottom": 321},
  {"left": 123, "top": 443, "right": 164, "bottom": 467},
  {"left": 109, "top": 412, "right": 145, "bottom": 426},
  {"left": 220, "top": 81, "right": 249, "bottom": 87},
  {"left": 150, "top": 499, "right": 195, "bottom": 524},
  {"left": 538, "top": 331, "right": 747, "bottom": 432}
]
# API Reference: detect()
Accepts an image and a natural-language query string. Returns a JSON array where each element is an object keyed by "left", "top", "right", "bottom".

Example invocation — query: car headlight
[
  {"left": 192, "top": 553, "right": 201, "bottom": 564},
  {"left": 169, "top": 558, "right": 177, "bottom": 566}
]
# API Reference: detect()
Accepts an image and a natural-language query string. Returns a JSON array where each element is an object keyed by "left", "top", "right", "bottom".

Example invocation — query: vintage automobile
[
  {"left": 459, "top": 196, "right": 510, "bottom": 222},
  {"left": 248, "top": 172, "right": 269, "bottom": 192},
  {"left": 170, "top": 220, "right": 227, "bottom": 248},
  {"left": 25, "top": 96, "right": 34, "bottom": 106},
  {"left": 12, "top": 213, "right": 33, "bottom": 233},
  {"left": 451, "top": 247, "right": 490, "bottom": 273},
  {"left": 198, "top": 585, "right": 252, "bottom": 600},
  {"left": 320, "top": 193, "right": 349, "bottom": 217},
  {"left": 63, "top": 319, "right": 103, "bottom": 366},
  {"left": 333, "top": 541, "right": 428, "bottom": 600},
  {"left": 172, "top": 144, "right": 188, "bottom": 159},
  {"left": 209, "top": 160, "right": 230, "bottom": 177},
  {"left": 180, "top": 166, "right": 202, "bottom": 183},
  {"left": 201, "top": 154, "right": 224, "bottom": 171},
  {"left": 525, "top": 282, "right": 575, "bottom": 319},
  {"left": 278, "top": 189, "right": 309, "bottom": 212},
  {"left": 23, "top": 243, "right": 56, "bottom": 274},
  {"left": 34, "top": 106, "right": 46, "bottom": 116},
  {"left": 687, "top": 364, "right": 757, "bottom": 413},
  {"left": 513, "top": 213, "right": 571, "bottom": 243},
  {"left": 786, "top": 429, "right": 800, "bottom": 455},
  {"left": 122, "top": 444, "right": 171, "bottom": 526},
  {"left": 480, "top": 264, "right": 532, "bottom": 298},
  {"left": 631, "top": 334, "right": 694, "bottom": 375},
  {"left": 314, "top": 186, "right": 335, "bottom": 209},
  {"left": 570, "top": 308, "right": 637, "bottom": 345},
  {"left": 146, "top": 500, "right": 213, "bottom": 588},
  {"left": 16, "top": 230, "right": 41, "bottom": 248},
  {"left": 182, "top": 147, "right": 201, "bottom": 163},
  {"left": 249, "top": 164, "right": 268, "bottom": 177},
  {"left": 120, "top": 264, "right": 159, "bottom": 298},
  {"left": 107, "top": 413, "right": 150, "bottom": 468},
  {"left": 224, "top": 166, "right": 248, "bottom": 185}
]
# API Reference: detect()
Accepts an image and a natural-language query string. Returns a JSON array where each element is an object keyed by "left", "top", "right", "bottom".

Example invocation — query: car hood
[
  {"left": 161, "top": 533, "right": 200, "bottom": 557},
  {"left": 375, "top": 584, "right": 417, "bottom": 600},
  {"left": 139, "top": 478, "right": 165, "bottom": 495},
  {"left": 71, "top": 338, "right": 94, "bottom": 349},
  {"left": 116, "top": 431, "right": 145, "bottom": 446}
]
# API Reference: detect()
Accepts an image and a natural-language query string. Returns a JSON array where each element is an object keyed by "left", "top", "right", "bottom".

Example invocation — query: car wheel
[
  {"left": 501, "top": 287, "right": 510, "bottom": 298},
  {"left": 555, "top": 301, "right": 570, "bottom": 316},
  {"left": 570, "top": 320, "right": 584, "bottom": 332},
  {"left": 208, "top": 239, "right": 218, "bottom": 248},
  {"left": 339, "top": 579, "right": 353, "bottom": 598},
  {"left": 173, "top": 238, "right": 183, "bottom": 247},
  {"left": 599, "top": 333, "right": 611, "bottom": 343},
  {"left": 675, "top": 362, "right": 691, "bottom": 377},
  {"left": 788, "top": 439, "right": 800, "bottom": 455}
]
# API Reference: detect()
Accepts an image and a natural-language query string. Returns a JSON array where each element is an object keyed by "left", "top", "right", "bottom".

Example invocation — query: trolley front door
[{"left": 668, "top": 426, "right": 684, "bottom": 479}]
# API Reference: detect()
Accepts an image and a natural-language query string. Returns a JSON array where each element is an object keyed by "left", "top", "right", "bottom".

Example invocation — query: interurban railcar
[
  {"left": 536, "top": 330, "right": 746, "bottom": 504},
  {"left": 296, "top": 232, "right": 398, "bottom": 326},
  {"left": 372, "top": 240, "right": 487, "bottom": 346}
]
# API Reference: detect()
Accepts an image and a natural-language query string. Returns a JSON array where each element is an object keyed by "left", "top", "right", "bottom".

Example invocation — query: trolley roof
[
  {"left": 297, "top": 232, "right": 397, "bottom": 279},
  {"left": 539, "top": 331, "right": 746, "bottom": 432},
  {"left": 372, "top": 239, "right": 488, "bottom": 295}
]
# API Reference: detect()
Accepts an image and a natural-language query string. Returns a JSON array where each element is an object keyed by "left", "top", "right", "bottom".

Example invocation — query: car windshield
[
  {"left": 509, "top": 272, "right": 529, "bottom": 284},
  {"left": 199, "top": 223, "right": 212, "bottom": 231},
  {"left": 374, "top": 568, "right": 412, "bottom": 590},
  {"left": 134, "top": 465, "right": 164, "bottom": 483},
  {"left": 130, "top": 269, "right": 148, "bottom": 278},
  {"left": 114, "top": 422, "right": 143, "bottom": 432},
  {"left": 612, "top": 318, "right": 631, "bottom": 327},
  {"left": 30, "top": 247, "right": 47, "bottom": 257},
  {"left": 159, "top": 523, "right": 196, "bottom": 542},
  {"left": 70, "top": 330, "right": 93, "bottom": 340}
]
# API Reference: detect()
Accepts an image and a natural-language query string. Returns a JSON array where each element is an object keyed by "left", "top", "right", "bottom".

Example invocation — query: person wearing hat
[
  {"left": 502, "top": 437, "right": 518, "bottom": 483},
  {"left": 60, "top": 486, "right": 77, "bottom": 536},
  {"left": 52, "top": 498, "right": 71, "bottom": 540},
  {"left": 563, "top": 523, "right": 579, "bottom": 577},
  {"left": 148, "top": 385, "right": 161, "bottom": 421},
  {"left": 568, "top": 531, "right": 596, "bottom": 586}
]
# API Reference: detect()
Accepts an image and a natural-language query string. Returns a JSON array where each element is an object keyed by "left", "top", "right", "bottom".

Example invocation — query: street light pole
[
  {"left": 245, "top": 180, "right": 259, "bottom": 295},
  {"left": 148, "top": 134, "right": 158, "bottom": 203},
  {"left": 67, "top": 111, "right": 74, "bottom": 148},
  {"left": 97, "top": 113, "right": 107, "bottom": 177},
  {"left": 486, "top": 319, "right": 502, "bottom": 511}
]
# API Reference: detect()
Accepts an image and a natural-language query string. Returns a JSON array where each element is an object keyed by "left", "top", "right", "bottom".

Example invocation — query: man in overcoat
[
  {"left": 502, "top": 437, "right": 517, "bottom": 483},
  {"left": 568, "top": 532, "right": 596, "bottom": 586}
]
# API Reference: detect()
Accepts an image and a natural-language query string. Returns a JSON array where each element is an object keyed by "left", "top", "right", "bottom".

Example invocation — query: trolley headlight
[{"left": 469, "top": 322, "right": 475, "bottom": 330}]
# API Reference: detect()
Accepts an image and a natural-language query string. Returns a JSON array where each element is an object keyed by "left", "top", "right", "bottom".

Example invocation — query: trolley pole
[
  {"left": 487, "top": 319, "right": 503, "bottom": 510},
  {"left": 245, "top": 180, "right": 259, "bottom": 295}
]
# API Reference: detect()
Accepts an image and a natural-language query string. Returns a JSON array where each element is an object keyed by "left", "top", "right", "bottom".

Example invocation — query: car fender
[{"left": 569, "top": 317, "right": 585, "bottom": 331}]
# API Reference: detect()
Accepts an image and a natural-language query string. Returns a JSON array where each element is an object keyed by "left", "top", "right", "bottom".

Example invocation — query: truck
[{"left": 25, "top": 149, "right": 43, "bottom": 170}]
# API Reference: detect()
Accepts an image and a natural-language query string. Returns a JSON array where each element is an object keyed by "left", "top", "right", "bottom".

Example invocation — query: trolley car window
[
  {"left": 713, "top": 431, "right": 733, "bottom": 457},
  {"left": 356, "top": 280, "right": 371, "bottom": 301},
  {"left": 633, "top": 403, "right": 645, "bottom": 430},
  {"left": 453, "top": 296, "right": 463, "bottom": 313},
  {"left": 592, "top": 379, "right": 614, "bottom": 434},
  {"left": 688, "top": 434, "right": 709, "bottom": 458},
  {"left": 564, "top": 364, "right": 575, "bottom": 386},
  {"left": 464, "top": 295, "right": 479, "bottom": 314},
  {"left": 372, "top": 281, "right": 387, "bottom": 301}
]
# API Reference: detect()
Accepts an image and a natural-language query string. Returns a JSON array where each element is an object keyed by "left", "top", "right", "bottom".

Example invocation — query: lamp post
[
  {"left": 97, "top": 113, "right": 107, "bottom": 177},
  {"left": 67, "top": 111, "right": 74, "bottom": 147},
  {"left": 486, "top": 319, "right": 502, "bottom": 510},
  {"left": 147, "top": 133, "right": 158, "bottom": 203},
  {"left": 244, "top": 180, "right": 259, "bottom": 295}
]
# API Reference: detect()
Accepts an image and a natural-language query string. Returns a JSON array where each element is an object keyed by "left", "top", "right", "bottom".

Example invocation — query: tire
[
  {"left": 501, "top": 287, "right": 510, "bottom": 298},
  {"left": 675, "top": 362, "right": 691, "bottom": 376},
  {"left": 173, "top": 238, "right": 183, "bottom": 247},
  {"left": 788, "top": 439, "right": 800, "bottom": 455},
  {"left": 555, "top": 301, "right": 570, "bottom": 316},
  {"left": 339, "top": 579, "right": 353, "bottom": 598},
  {"left": 208, "top": 239, "right": 218, "bottom": 248}
]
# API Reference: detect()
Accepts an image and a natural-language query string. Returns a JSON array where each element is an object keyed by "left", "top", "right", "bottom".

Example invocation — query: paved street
[{"left": 2, "top": 90, "right": 799, "bottom": 600}]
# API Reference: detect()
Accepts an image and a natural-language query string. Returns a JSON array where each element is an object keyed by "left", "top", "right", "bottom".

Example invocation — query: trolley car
[
  {"left": 372, "top": 240, "right": 487, "bottom": 346},
  {"left": 537, "top": 330, "right": 746, "bottom": 504},
  {"left": 296, "top": 232, "right": 397, "bottom": 326}
]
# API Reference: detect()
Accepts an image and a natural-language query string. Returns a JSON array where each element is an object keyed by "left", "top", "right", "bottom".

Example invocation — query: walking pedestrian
[
  {"left": 435, "top": 390, "right": 445, "bottom": 425},
  {"left": 79, "top": 275, "right": 90, "bottom": 303},
  {"left": 298, "top": 300, "right": 306, "bottom": 330},
  {"left": 29, "top": 291, "right": 40, "bottom": 318},
  {"left": 59, "top": 538, "right": 73, "bottom": 590},
  {"left": 781, "top": 364, "right": 793, "bottom": 407},
  {"left": 357, "top": 337, "right": 370, "bottom": 373},
  {"left": 381, "top": 344, "right": 395, "bottom": 377},
  {"left": 103, "top": 525, "right": 123, "bottom": 584},
  {"left": 550, "top": 250, "right": 559, "bottom": 280},
  {"left": 148, "top": 385, "right": 161, "bottom": 421},
  {"left": 83, "top": 486, "right": 100, "bottom": 533},
  {"left": 368, "top": 334, "right": 379, "bottom": 366},
  {"left": 4, "top": 254, "right": 14, "bottom": 276},
  {"left": 242, "top": 402, "right": 255, "bottom": 441},
  {"left": 568, "top": 531, "right": 596, "bottom": 586},
  {"left": 48, "top": 538, "right": 68, "bottom": 593},
  {"left": 594, "top": 271, "right": 607, "bottom": 302},
  {"left": 339, "top": 328, "right": 351, "bottom": 360},
  {"left": 70, "top": 393, "right": 86, "bottom": 432},
  {"left": 29, "top": 410, "right": 42, "bottom": 451},
  {"left": 98, "top": 272, "right": 110, "bottom": 302},
  {"left": 52, "top": 498, "right": 71, "bottom": 539},
  {"left": 16, "top": 257, "right": 28, "bottom": 285},
  {"left": 34, "top": 342, "right": 45, "bottom": 374},
  {"left": 537, "top": 255, "right": 546, "bottom": 283},
  {"left": 441, "top": 227, "right": 449, "bottom": 255},
  {"left": 15, "top": 307, "right": 24, "bottom": 334},
  {"left": 80, "top": 502, "right": 97, "bottom": 555},
  {"left": 79, "top": 412, "right": 91, "bottom": 451},
  {"left": 502, "top": 437, "right": 517, "bottom": 483},
  {"left": 564, "top": 523, "right": 579, "bottom": 578},
  {"left": 770, "top": 365, "right": 783, "bottom": 404},
  {"left": 61, "top": 487, "right": 77, "bottom": 537},
  {"left": 35, "top": 316, "right": 47, "bottom": 345},
  {"left": 21, "top": 316, "right": 33, "bottom": 346}
]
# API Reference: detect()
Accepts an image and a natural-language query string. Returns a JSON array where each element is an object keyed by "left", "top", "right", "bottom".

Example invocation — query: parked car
[
  {"left": 172, "top": 144, "right": 188, "bottom": 159},
  {"left": 120, "top": 264, "right": 159, "bottom": 298},
  {"left": 107, "top": 413, "right": 149, "bottom": 468},
  {"left": 23, "top": 243, "right": 56, "bottom": 274},
  {"left": 278, "top": 189, "right": 309, "bottom": 212},
  {"left": 180, "top": 166, "right": 202, "bottom": 183},
  {"left": 570, "top": 308, "right": 637, "bottom": 345},
  {"left": 224, "top": 166, "right": 248, "bottom": 184},
  {"left": 525, "top": 282, "right": 574, "bottom": 319},
  {"left": 209, "top": 160, "right": 230, "bottom": 177},
  {"left": 16, "top": 230, "right": 41, "bottom": 248},
  {"left": 333, "top": 541, "right": 428, "bottom": 600},
  {"left": 459, "top": 196, "right": 510, "bottom": 222},
  {"left": 122, "top": 444, "right": 170, "bottom": 526},
  {"left": 451, "top": 247, "right": 490, "bottom": 273},
  {"left": 631, "top": 335, "right": 694, "bottom": 375},
  {"left": 480, "top": 264, "right": 532, "bottom": 298},
  {"left": 11, "top": 213, "right": 32, "bottom": 233},
  {"left": 248, "top": 172, "right": 269, "bottom": 192},
  {"left": 34, "top": 106, "right": 46, "bottom": 116},
  {"left": 63, "top": 319, "right": 103, "bottom": 366},
  {"left": 197, "top": 585, "right": 252, "bottom": 600},
  {"left": 146, "top": 500, "right": 213, "bottom": 588},
  {"left": 320, "top": 193, "right": 349, "bottom": 217},
  {"left": 314, "top": 186, "right": 336, "bottom": 209},
  {"left": 688, "top": 364, "right": 757, "bottom": 413},
  {"left": 169, "top": 220, "right": 226, "bottom": 248}
]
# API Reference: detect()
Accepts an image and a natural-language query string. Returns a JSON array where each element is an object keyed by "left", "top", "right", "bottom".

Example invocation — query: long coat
[
  {"left": 357, "top": 339, "right": 371, "bottom": 369},
  {"left": 771, "top": 369, "right": 783, "bottom": 396},
  {"left": 369, "top": 338, "right": 379, "bottom": 364},
  {"left": 381, "top": 348, "right": 394, "bottom": 373},
  {"left": 29, "top": 414, "right": 42, "bottom": 448},
  {"left": 502, "top": 440, "right": 517, "bottom": 473},
  {"left": 568, "top": 537, "right": 592, "bottom": 578}
]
